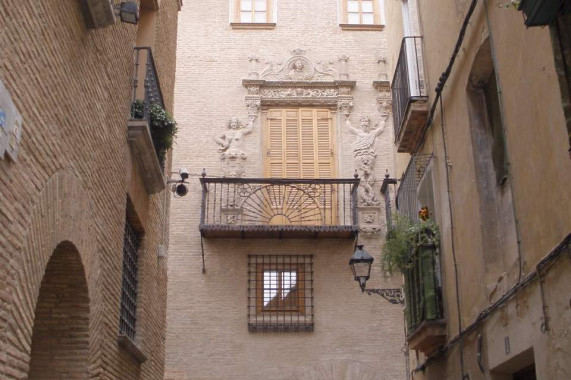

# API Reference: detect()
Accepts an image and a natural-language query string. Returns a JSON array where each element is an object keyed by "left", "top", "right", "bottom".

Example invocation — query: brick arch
[
  {"left": 4, "top": 170, "right": 100, "bottom": 378},
  {"left": 28, "top": 241, "right": 90, "bottom": 379}
]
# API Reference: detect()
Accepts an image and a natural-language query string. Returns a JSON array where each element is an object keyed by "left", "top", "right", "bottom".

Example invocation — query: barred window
[
  {"left": 248, "top": 255, "right": 313, "bottom": 332},
  {"left": 119, "top": 220, "right": 140, "bottom": 341}
]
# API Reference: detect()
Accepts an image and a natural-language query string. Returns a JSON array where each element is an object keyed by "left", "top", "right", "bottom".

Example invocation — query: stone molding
[{"left": 243, "top": 79, "right": 356, "bottom": 109}]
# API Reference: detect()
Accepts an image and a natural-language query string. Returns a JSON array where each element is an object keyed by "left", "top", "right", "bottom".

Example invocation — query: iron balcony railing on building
[
  {"left": 396, "top": 154, "right": 433, "bottom": 223},
  {"left": 403, "top": 241, "right": 444, "bottom": 333},
  {"left": 131, "top": 47, "right": 165, "bottom": 125},
  {"left": 199, "top": 177, "right": 360, "bottom": 239},
  {"left": 391, "top": 36, "right": 428, "bottom": 152}
]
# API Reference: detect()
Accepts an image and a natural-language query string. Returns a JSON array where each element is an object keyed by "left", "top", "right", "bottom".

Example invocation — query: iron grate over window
[
  {"left": 119, "top": 221, "right": 140, "bottom": 341},
  {"left": 248, "top": 255, "right": 313, "bottom": 332}
]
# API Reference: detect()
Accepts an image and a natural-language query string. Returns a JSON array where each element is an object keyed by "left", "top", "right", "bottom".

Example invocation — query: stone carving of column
[
  {"left": 377, "top": 55, "right": 388, "bottom": 81},
  {"left": 248, "top": 55, "right": 260, "bottom": 79},
  {"left": 338, "top": 56, "right": 350, "bottom": 80}
]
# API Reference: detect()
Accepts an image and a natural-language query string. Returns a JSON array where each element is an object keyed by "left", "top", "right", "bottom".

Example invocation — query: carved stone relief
[
  {"left": 358, "top": 206, "right": 382, "bottom": 237},
  {"left": 373, "top": 80, "right": 392, "bottom": 116},
  {"left": 376, "top": 54, "right": 389, "bottom": 81},
  {"left": 215, "top": 116, "right": 256, "bottom": 177},
  {"left": 348, "top": 115, "right": 387, "bottom": 206},
  {"left": 258, "top": 49, "right": 342, "bottom": 81}
]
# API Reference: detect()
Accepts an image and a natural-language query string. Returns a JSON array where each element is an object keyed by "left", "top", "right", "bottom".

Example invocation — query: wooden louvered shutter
[
  {"left": 264, "top": 108, "right": 336, "bottom": 225},
  {"left": 266, "top": 109, "right": 285, "bottom": 178}
]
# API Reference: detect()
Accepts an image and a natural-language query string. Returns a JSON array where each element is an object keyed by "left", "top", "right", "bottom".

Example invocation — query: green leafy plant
[
  {"left": 498, "top": 0, "right": 520, "bottom": 9},
  {"left": 131, "top": 99, "right": 178, "bottom": 168},
  {"left": 381, "top": 215, "right": 440, "bottom": 275}
]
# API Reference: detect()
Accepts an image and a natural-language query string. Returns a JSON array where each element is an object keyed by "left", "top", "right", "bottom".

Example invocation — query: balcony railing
[
  {"left": 131, "top": 47, "right": 165, "bottom": 124},
  {"left": 199, "top": 177, "right": 360, "bottom": 239},
  {"left": 391, "top": 36, "right": 429, "bottom": 153},
  {"left": 403, "top": 243, "right": 444, "bottom": 333},
  {"left": 396, "top": 154, "right": 433, "bottom": 222}
]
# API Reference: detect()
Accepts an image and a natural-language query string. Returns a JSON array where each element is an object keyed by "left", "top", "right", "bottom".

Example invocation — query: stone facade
[
  {"left": 166, "top": 1, "right": 405, "bottom": 379},
  {"left": 0, "top": 0, "right": 179, "bottom": 378},
  {"left": 385, "top": 0, "right": 571, "bottom": 379}
]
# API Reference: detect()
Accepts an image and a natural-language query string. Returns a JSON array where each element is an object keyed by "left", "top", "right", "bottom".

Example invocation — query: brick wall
[
  {"left": 166, "top": 0, "right": 406, "bottom": 379},
  {"left": 0, "top": 0, "right": 179, "bottom": 378}
]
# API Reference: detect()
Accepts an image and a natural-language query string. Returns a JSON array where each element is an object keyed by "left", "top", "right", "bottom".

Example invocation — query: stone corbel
[
  {"left": 246, "top": 99, "right": 261, "bottom": 117},
  {"left": 373, "top": 80, "right": 392, "bottom": 116},
  {"left": 337, "top": 100, "right": 354, "bottom": 119}
]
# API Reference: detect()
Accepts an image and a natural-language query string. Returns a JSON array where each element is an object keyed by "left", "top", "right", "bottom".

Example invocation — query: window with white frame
[
  {"left": 231, "top": 0, "right": 276, "bottom": 26},
  {"left": 340, "top": 0, "right": 385, "bottom": 29}
]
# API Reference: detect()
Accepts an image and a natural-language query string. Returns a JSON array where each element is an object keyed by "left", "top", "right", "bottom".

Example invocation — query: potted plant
[{"left": 382, "top": 209, "right": 441, "bottom": 330}]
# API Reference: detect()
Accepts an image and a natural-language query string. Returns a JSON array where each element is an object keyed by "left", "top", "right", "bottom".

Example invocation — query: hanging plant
[
  {"left": 131, "top": 100, "right": 178, "bottom": 168},
  {"left": 381, "top": 212, "right": 440, "bottom": 275}
]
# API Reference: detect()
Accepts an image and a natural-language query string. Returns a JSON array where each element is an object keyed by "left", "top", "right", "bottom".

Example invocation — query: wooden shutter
[{"left": 265, "top": 108, "right": 334, "bottom": 179}]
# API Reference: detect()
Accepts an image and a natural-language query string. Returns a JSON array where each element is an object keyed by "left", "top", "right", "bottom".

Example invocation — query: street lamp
[{"left": 349, "top": 244, "right": 404, "bottom": 304}]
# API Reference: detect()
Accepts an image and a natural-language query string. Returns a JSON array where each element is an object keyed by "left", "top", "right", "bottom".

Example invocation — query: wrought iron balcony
[
  {"left": 199, "top": 177, "right": 360, "bottom": 239},
  {"left": 396, "top": 154, "right": 433, "bottom": 223},
  {"left": 391, "top": 36, "right": 429, "bottom": 153},
  {"left": 131, "top": 47, "right": 165, "bottom": 124},
  {"left": 403, "top": 243, "right": 446, "bottom": 354},
  {"left": 127, "top": 47, "right": 167, "bottom": 194}
]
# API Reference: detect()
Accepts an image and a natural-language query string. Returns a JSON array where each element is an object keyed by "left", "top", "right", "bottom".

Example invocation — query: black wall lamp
[
  {"left": 349, "top": 245, "right": 404, "bottom": 304},
  {"left": 115, "top": 1, "right": 139, "bottom": 24}
]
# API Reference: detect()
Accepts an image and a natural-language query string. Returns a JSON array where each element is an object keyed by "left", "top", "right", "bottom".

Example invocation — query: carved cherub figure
[{"left": 215, "top": 116, "right": 255, "bottom": 159}]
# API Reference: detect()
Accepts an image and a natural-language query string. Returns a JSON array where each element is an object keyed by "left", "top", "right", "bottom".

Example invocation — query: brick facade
[
  {"left": 0, "top": 1, "right": 179, "bottom": 378},
  {"left": 166, "top": 1, "right": 406, "bottom": 379}
]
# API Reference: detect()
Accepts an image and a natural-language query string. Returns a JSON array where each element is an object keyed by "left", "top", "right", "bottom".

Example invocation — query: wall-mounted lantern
[{"left": 349, "top": 244, "right": 404, "bottom": 304}]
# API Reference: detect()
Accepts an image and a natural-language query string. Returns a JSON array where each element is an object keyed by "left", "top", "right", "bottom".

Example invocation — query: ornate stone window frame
[{"left": 242, "top": 79, "right": 356, "bottom": 114}]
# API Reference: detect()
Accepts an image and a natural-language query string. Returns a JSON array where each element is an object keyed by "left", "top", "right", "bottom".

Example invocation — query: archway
[{"left": 28, "top": 241, "right": 90, "bottom": 379}]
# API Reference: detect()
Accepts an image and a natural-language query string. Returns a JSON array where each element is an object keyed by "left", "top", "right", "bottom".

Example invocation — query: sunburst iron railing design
[{"left": 199, "top": 177, "right": 360, "bottom": 238}]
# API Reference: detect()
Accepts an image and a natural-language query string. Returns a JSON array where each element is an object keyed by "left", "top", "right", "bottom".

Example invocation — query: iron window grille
[
  {"left": 248, "top": 255, "right": 313, "bottom": 332},
  {"left": 119, "top": 220, "right": 140, "bottom": 341}
]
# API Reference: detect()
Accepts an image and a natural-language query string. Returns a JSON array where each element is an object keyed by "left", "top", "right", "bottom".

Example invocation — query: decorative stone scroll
[{"left": 214, "top": 116, "right": 255, "bottom": 177}]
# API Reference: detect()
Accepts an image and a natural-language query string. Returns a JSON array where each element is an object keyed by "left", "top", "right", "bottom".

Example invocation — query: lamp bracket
[{"left": 364, "top": 288, "right": 404, "bottom": 304}]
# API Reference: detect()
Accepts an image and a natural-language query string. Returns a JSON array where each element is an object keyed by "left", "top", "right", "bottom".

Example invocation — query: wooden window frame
[
  {"left": 340, "top": 0, "right": 384, "bottom": 30},
  {"left": 248, "top": 255, "right": 314, "bottom": 332},
  {"left": 255, "top": 264, "right": 306, "bottom": 314},
  {"left": 262, "top": 107, "right": 337, "bottom": 179},
  {"left": 231, "top": 0, "right": 276, "bottom": 29}
]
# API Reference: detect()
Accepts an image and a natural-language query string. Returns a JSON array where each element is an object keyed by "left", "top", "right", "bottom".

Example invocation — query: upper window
[
  {"left": 340, "top": 0, "right": 385, "bottom": 30},
  {"left": 231, "top": 0, "right": 276, "bottom": 29}
]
